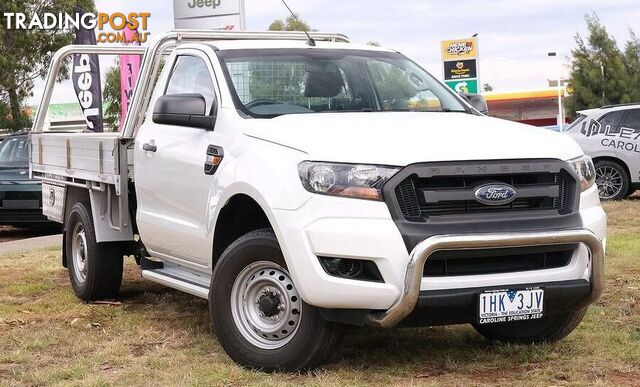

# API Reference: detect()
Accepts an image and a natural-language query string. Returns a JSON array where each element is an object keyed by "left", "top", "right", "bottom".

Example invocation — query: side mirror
[
  {"left": 460, "top": 93, "right": 489, "bottom": 115},
  {"left": 152, "top": 94, "right": 216, "bottom": 130}
]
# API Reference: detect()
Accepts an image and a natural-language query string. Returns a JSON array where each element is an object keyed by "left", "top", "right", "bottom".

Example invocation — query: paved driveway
[{"left": 0, "top": 234, "right": 62, "bottom": 255}]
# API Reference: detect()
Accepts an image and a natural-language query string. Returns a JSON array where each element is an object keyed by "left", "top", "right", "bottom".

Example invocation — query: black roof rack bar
[{"left": 601, "top": 102, "right": 640, "bottom": 109}]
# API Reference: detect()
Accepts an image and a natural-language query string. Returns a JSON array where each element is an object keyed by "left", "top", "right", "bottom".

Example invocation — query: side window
[
  {"left": 621, "top": 109, "right": 640, "bottom": 131},
  {"left": 165, "top": 55, "right": 216, "bottom": 115},
  {"left": 597, "top": 110, "right": 625, "bottom": 134}
]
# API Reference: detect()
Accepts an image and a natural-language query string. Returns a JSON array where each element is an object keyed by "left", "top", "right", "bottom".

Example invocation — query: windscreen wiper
[{"left": 440, "top": 108, "right": 471, "bottom": 113}]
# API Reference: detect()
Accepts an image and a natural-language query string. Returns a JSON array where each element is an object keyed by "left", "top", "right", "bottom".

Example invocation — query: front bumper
[
  {"left": 402, "top": 279, "right": 591, "bottom": 327},
  {"left": 0, "top": 182, "right": 48, "bottom": 224},
  {"left": 365, "top": 229, "right": 604, "bottom": 328},
  {"left": 0, "top": 209, "right": 49, "bottom": 224},
  {"left": 271, "top": 181, "right": 606, "bottom": 325}
]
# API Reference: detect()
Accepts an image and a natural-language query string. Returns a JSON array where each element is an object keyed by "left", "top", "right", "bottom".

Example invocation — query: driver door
[{"left": 134, "top": 49, "right": 223, "bottom": 268}]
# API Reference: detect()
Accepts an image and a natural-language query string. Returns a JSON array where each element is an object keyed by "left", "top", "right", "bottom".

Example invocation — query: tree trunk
[{"left": 7, "top": 87, "right": 22, "bottom": 132}]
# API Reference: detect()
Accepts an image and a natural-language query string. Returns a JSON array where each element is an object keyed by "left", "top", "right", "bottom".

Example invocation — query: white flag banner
[{"left": 173, "top": 0, "right": 246, "bottom": 30}]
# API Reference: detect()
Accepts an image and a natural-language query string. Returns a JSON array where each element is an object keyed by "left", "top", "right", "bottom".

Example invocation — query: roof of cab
[{"left": 206, "top": 39, "right": 397, "bottom": 53}]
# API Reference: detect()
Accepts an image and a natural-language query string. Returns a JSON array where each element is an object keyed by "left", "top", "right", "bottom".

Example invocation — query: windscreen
[
  {"left": 0, "top": 136, "right": 29, "bottom": 167},
  {"left": 218, "top": 49, "right": 469, "bottom": 117},
  {"left": 564, "top": 114, "right": 588, "bottom": 133}
]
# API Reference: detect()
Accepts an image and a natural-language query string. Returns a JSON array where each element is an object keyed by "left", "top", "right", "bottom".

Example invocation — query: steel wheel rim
[
  {"left": 596, "top": 166, "right": 623, "bottom": 199},
  {"left": 71, "top": 222, "right": 88, "bottom": 283},
  {"left": 230, "top": 261, "right": 302, "bottom": 349}
]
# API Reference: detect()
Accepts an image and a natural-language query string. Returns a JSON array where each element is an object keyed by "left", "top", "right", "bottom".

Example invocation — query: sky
[{"left": 31, "top": 0, "right": 640, "bottom": 105}]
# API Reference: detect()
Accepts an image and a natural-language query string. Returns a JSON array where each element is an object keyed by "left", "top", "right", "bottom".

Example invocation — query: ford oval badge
[{"left": 474, "top": 183, "right": 517, "bottom": 206}]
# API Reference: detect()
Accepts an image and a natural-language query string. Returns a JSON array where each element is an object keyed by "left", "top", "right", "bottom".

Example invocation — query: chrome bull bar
[{"left": 366, "top": 229, "right": 605, "bottom": 328}]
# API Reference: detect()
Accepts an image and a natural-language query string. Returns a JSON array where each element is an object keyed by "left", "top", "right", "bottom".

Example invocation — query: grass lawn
[{"left": 1, "top": 199, "right": 639, "bottom": 386}]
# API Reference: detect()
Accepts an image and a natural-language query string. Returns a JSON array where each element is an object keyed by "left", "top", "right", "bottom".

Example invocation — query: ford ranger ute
[{"left": 29, "top": 30, "right": 606, "bottom": 371}]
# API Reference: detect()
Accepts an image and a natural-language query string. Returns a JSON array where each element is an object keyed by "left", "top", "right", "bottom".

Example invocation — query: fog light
[{"left": 318, "top": 257, "right": 384, "bottom": 283}]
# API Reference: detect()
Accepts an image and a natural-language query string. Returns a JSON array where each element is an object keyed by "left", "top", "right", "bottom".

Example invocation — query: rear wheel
[
  {"left": 595, "top": 160, "right": 630, "bottom": 201},
  {"left": 66, "top": 202, "right": 123, "bottom": 301},
  {"left": 210, "top": 229, "right": 344, "bottom": 371},
  {"left": 473, "top": 309, "right": 587, "bottom": 344}
]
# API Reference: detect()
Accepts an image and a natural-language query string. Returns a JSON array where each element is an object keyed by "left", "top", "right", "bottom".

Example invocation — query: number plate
[{"left": 478, "top": 288, "right": 544, "bottom": 324}]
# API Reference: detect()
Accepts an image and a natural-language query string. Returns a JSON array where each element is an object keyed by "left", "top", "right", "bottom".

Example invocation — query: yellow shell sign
[{"left": 441, "top": 38, "right": 478, "bottom": 61}]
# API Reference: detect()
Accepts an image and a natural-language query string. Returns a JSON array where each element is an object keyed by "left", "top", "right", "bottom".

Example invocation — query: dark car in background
[{"left": 0, "top": 133, "right": 49, "bottom": 225}]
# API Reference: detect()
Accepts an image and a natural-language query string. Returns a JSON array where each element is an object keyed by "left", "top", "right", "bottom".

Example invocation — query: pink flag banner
[{"left": 119, "top": 26, "right": 142, "bottom": 131}]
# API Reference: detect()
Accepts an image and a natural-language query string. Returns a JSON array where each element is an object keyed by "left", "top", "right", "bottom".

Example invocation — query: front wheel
[
  {"left": 595, "top": 160, "right": 630, "bottom": 201},
  {"left": 209, "top": 229, "right": 344, "bottom": 371},
  {"left": 473, "top": 309, "right": 587, "bottom": 344}
]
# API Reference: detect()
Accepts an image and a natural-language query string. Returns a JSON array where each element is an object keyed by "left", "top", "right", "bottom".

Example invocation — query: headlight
[
  {"left": 298, "top": 162, "right": 400, "bottom": 201},
  {"left": 568, "top": 155, "right": 596, "bottom": 192}
]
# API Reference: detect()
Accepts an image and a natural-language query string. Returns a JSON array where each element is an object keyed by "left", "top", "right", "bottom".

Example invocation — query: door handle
[{"left": 142, "top": 143, "right": 157, "bottom": 152}]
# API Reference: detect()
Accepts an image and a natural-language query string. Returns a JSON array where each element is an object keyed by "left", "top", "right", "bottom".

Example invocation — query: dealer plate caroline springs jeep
[{"left": 29, "top": 30, "right": 606, "bottom": 371}]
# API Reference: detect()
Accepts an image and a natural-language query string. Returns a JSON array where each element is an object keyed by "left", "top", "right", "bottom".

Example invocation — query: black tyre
[
  {"left": 473, "top": 309, "right": 587, "bottom": 344},
  {"left": 65, "top": 202, "right": 123, "bottom": 301},
  {"left": 209, "top": 228, "right": 344, "bottom": 371},
  {"left": 595, "top": 160, "right": 630, "bottom": 201}
]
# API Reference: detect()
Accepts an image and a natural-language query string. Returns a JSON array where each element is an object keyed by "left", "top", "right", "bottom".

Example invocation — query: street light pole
[{"left": 548, "top": 52, "right": 563, "bottom": 128}]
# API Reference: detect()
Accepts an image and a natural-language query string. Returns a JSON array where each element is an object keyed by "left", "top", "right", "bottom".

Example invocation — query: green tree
[
  {"left": 567, "top": 14, "right": 631, "bottom": 115},
  {"left": 0, "top": 0, "right": 94, "bottom": 131},
  {"left": 623, "top": 31, "right": 640, "bottom": 103},
  {"left": 483, "top": 83, "right": 494, "bottom": 92},
  {"left": 268, "top": 14, "right": 311, "bottom": 32},
  {"left": 103, "top": 63, "right": 120, "bottom": 131}
]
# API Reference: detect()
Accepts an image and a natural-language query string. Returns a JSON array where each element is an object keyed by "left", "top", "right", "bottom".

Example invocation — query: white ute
[{"left": 30, "top": 30, "right": 607, "bottom": 371}]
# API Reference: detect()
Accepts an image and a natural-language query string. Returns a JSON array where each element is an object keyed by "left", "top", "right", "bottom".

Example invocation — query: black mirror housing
[
  {"left": 152, "top": 94, "right": 216, "bottom": 130},
  {"left": 460, "top": 93, "right": 489, "bottom": 115}
]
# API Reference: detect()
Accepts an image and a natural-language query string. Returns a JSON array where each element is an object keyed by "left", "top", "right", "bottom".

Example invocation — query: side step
[{"left": 141, "top": 263, "right": 211, "bottom": 299}]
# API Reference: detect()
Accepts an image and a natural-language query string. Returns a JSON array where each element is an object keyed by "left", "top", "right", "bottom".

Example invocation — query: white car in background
[{"left": 566, "top": 103, "right": 640, "bottom": 200}]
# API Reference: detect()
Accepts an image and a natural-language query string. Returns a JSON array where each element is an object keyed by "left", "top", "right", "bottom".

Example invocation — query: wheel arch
[
  {"left": 211, "top": 184, "right": 295, "bottom": 273},
  {"left": 592, "top": 155, "right": 631, "bottom": 178}
]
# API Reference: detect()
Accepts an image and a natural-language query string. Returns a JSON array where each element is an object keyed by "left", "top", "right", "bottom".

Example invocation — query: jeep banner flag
[
  {"left": 72, "top": 7, "right": 103, "bottom": 133},
  {"left": 173, "top": 0, "right": 246, "bottom": 30},
  {"left": 119, "top": 26, "right": 142, "bottom": 131},
  {"left": 441, "top": 38, "right": 480, "bottom": 95}
]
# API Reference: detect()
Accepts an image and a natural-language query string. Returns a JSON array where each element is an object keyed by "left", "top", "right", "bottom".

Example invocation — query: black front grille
[
  {"left": 392, "top": 161, "right": 576, "bottom": 220},
  {"left": 423, "top": 244, "right": 576, "bottom": 277},
  {"left": 2, "top": 191, "right": 41, "bottom": 201}
]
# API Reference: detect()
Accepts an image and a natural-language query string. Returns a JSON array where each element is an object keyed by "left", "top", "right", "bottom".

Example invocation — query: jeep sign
[{"left": 173, "top": 0, "right": 245, "bottom": 29}]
